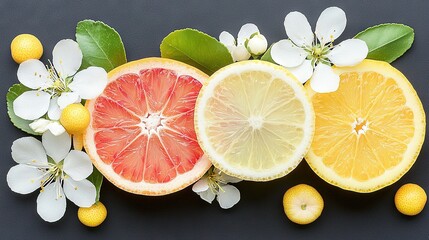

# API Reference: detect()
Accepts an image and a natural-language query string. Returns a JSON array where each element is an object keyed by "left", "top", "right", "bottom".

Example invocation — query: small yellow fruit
[
  {"left": 283, "top": 184, "right": 324, "bottom": 225},
  {"left": 60, "top": 103, "right": 90, "bottom": 134},
  {"left": 78, "top": 202, "right": 107, "bottom": 227},
  {"left": 10, "top": 34, "right": 43, "bottom": 64},
  {"left": 395, "top": 183, "right": 427, "bottom": 216}
]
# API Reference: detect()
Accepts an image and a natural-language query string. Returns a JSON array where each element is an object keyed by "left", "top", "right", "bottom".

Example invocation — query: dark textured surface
[{"left": 1, "top": 1, "right": 428, "bottom": 239}]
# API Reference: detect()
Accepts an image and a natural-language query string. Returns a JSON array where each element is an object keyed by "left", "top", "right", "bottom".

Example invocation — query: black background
[{"left": 1, "top": 0, "right": 428, "bottom": 239}]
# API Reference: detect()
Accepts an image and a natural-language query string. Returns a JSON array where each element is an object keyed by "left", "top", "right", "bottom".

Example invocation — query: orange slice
[{"left": 305, "top": 60, "right": 426, "bottom": 192}]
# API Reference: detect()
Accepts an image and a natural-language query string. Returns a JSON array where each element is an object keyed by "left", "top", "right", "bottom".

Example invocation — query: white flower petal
[
  {"left": 327, "top": 39, "right": 368, "bottom": 67},
  {"left": 237, "top": 23, "right": 259, "bottom": 45},
  {"left": 315, "top": 7, "right": 346, "bottom": 44},
  {"left": 286, "top": 60, "right": 314, "bottom": 83},
  {"left": 219, "top": 173, "right": 242, "bottom": 184},
  {"left": 29, "top": 118, "right": 51, "bottom": 134},
  {"left": 284, "top": 11, "right": 314, "bottom": 47},
  {"left": 42, "top": 131, "right": 71, "bottom": 163},
  {"left": 63, "top": 178, "right": 96, "bottom": 207},
  {"left": 7, "top": 165, "right": 46, "bottom": 194},
  {"left": 219, "top": 31, "right": 236, "bottom": 46},
  {"left": 47, "top": 97, "right": 61, "bottom": 120},
  {"left": 17, "top": 59, "right": 51, "bottom": 89},
  {"left": 11, "top": 136, "right": 48, "bottom": 166},
  {"left": 192, "top": 177, "right": 209, "bottom": 193},
  {"left": 310, "top": 64, "right": 340, "bottom": 93},
  {"left": 231, "top": 45, "right": 251, "bottom": 62},
  {"left": 57, "top": 92, "right": 80, "bottom": 109},
  {"left": 52, "top": 39, "right": 82, "bottom": 78},
  {"left": 69, "top": 67, "right": 108, "bottom": 99},
  {"left": 271, "top": 39, "right": 307, "bottom": 67},
  {"left": 13, "top": 90, "right": 51, "bottom": 120},
  {"left": 199, "top": 190, "right": 216, "bottom": 204},
  {"left": 47, "top": 122, "right": 66, "bottom": 136},
  {"left": 217, "top": 185, "right": 240, "bottom": 209},
  {"left": 36, "top": 182, "right": 66, "bottom": 222},
  {"left": 63, "top": 150, "right": 93, "bottom": 181}
]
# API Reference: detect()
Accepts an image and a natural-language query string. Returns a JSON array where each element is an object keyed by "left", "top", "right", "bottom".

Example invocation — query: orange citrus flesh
[
  {"left": 305, "top": 60, "right": 425, "bottom": 193},
  {"left": 84, "top": 58, "right": 211, "bottom": 195}
]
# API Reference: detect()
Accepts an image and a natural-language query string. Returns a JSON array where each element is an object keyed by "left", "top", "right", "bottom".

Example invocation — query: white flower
[
  {"left": 219, "top": 23, "right": 267, "bottom": 61},
  {"left": 271, "top": 7, "right": 368, "bottom": 93},
  {"left": 6, "top": 131, "right": 96, "bottom": 222},
  {"left": 192, "top": 167, "right": 241, "bottom": 209},
  {"left": 13, "top": 39, "right": 108, "bottom": 123}
]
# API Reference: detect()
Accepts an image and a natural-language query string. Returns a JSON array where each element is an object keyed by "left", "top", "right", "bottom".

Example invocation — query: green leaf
[
  {"left": 76, "top": 20, "right": 127, "bottom": 72},
  {"left": 87, "top": 167, "right": 103, "bottom": 202},
  {"left": 354, "top": 23, "right": 414, "bottom": 63},
  {"left": 260, "top": 44, "right": 276, "bottom": 64},
  {"left": 160, "top": 28, "right": 233, "bottom": 75},
  {"left": 6, "top": 84, "right": 40, "bottom": 135}
]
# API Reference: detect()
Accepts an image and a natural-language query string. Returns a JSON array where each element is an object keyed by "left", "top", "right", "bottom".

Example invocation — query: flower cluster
[
  {"left": 6, "top": 39, "right": 107, "bottom": 222},
  {"left": 219, "top": 23, "right": 268, "bottom": 62},
  {"left": 13, "top": 39, "right": 108, "bottom": 135},
  {"left": 218, "top": 7, "right": 368, "bottom": 93}
]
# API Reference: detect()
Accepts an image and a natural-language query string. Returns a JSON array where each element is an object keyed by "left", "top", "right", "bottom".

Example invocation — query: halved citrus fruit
[
  {"left": 195, "top": 60, "right": 315, "bottom": 181},
  {"left": 305, "top": 60, "right": 426, "bottom": 193},
  {"left": 84, "top": 58, "right": 211, "bottom": 195}
]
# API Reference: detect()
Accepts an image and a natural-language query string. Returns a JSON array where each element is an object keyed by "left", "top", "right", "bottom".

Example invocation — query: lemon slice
[
  {"left": 195, "top": 61, "right": 315, "bottom": 181},
  {"left": 305, "top": 60, "right": 426, "bottom": 192}
]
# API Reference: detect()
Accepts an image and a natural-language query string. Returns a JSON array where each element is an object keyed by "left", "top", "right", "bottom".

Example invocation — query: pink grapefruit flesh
[{"left": 84, "top": 58, "right": 211, "bottom": 195}]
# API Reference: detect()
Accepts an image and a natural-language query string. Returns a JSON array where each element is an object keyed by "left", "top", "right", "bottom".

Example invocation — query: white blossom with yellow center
[{"left": 6, "top": 131, "right": 95, "bottom": 222}]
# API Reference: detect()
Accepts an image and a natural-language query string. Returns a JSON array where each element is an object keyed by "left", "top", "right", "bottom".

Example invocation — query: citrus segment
[
  {"left": 84, "top": 58, "right": 211, "bottom": 195},
  {"left": 305, "top": 60, "right": 426, "bottom": 192},
  {"left": 103, "top": 73, "right": 147, "bottom": 116},
  {"left": 195, "top": 61, "right": 314, "bottom": 181}
]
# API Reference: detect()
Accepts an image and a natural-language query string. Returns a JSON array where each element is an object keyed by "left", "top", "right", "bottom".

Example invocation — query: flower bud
[
  {"left": 247, "top": 33, "right": 268, "bottom": 56},
  {"left": 232, "top": 45, "right": 251, "bottom": 62}
]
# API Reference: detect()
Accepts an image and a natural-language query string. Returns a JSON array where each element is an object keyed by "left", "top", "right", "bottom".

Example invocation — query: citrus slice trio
[{"left": 84, "top": 57, "right": 425, "bottom": 195}]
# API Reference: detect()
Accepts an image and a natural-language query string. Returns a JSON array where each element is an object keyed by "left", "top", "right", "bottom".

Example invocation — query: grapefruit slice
[
  {"left": 305, "top": 60, "right": 426, "bottom": 193},
  {"left": 84, "top": 58, "right": 211, "bottom": 195}
]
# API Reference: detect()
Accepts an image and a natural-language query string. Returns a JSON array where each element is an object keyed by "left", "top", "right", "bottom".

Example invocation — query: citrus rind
[
  {"left": 305, "top": 60, "right": 426, "bottom": 193},
  {"left": 84, "top": 58, "right": 212, "bottom": 196},
  {"left": 195, "top": 60, "right": 315, "bottom": 181}
]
